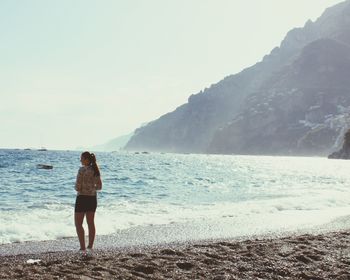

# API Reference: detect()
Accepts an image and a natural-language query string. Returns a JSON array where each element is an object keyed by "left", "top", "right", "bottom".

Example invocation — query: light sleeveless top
[{"left": 75, "top": 166, "right": 102, "bottom": 196}]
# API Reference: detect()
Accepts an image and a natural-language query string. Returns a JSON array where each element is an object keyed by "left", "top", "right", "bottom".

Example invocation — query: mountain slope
[
  {"left": 125, "top": 0, "right": 350, "bottom": 155},
  {"left": 208, "top": 38, "right": 350, "bottom": 155},
  {"left": 92, "top": 132, "right": 133, "bottom": 152}
]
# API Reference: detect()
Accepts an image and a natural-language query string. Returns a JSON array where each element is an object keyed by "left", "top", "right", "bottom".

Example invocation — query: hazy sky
[{"left": 0, "top": 0, "right": 345, "bottom": 150}]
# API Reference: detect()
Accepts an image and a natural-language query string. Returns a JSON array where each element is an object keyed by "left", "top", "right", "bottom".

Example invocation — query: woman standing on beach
[{"left": 75, "top": 152, "right": 102, "bottom": 254}]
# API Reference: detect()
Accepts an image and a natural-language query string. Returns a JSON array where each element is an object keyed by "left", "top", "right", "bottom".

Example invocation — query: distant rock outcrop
[
  {"left": 37, "top": 164, "right": 53, "bottom": 170},
  {"left": 328, "top": 129, "right": 350, "bottom": 159},
  {"left": 125, "top": 0, "right": 350, "bottom": 156}
]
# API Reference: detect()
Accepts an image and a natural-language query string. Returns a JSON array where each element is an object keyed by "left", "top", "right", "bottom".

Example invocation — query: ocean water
[{"left": 1, "top": 149, "right": 350, "bottom": 245}]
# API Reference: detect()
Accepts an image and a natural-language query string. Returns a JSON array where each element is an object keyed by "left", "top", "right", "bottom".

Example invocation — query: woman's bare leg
[
  {"left": 86, "top": 211, "right": 96, "bottom": 249},
  {"left": 75, "top": 212, "right": 86, "bottom": 250}
]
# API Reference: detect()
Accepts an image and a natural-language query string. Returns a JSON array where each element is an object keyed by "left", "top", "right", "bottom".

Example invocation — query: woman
[{"left": 74, "top": 151, "right": 102, "bottom": 254}]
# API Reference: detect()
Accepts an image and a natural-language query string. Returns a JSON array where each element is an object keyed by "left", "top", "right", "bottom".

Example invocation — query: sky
[{"left": 0, "top": 0, "right": 346, "bottom": 150}]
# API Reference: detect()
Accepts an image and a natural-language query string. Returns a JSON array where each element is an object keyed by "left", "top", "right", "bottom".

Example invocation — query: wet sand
[{"left": 1, "top": 230, "right": 350, "bottom": 279}]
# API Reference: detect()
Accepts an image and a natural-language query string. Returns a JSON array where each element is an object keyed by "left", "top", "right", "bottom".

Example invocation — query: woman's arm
[
  {"left": 75, "top": 168, "right": 83, "bottom": 192},
  {"left": 95, "top": 176, "right": 102, "bottom": 191}
]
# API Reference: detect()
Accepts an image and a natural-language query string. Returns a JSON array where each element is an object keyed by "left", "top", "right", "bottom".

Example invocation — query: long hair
[{"left": 81, "top": 151, "right": 101, "bottom": 177}]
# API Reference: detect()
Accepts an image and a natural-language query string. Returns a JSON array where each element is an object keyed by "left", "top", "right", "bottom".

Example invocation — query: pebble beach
[{"left": 1, "top": 230, "right": 350, "bottom": 280}]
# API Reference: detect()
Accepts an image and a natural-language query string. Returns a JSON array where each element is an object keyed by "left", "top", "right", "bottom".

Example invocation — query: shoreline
[
  {"left": 2, "top": 213, "right": 350, "bottom": 257},
  {"left": 1, "top": 229, "right": 350, "bottom": 279}
]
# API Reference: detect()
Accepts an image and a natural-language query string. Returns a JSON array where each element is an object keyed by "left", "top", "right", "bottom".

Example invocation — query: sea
[{"left": 1, "top": 149, "right": 350, "bottom": 245}]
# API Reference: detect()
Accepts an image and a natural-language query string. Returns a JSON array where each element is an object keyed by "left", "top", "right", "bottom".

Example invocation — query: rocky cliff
[
  {"left": 208, "top": 38, "right": 350, "bottom": 155},
  {"left": 125, "top": 0, "right": 350, "bottom": 155},
  {"left": 328, "top": 129, "right": 350, "bottom": 158}
]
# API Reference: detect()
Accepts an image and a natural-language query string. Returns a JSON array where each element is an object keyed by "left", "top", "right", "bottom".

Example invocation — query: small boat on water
[
  {"left": 37, "top": 148, "right": 47, "bottom": 151},
  {"left": 37, "top": 164, "right": 53, "bottom": 170}
]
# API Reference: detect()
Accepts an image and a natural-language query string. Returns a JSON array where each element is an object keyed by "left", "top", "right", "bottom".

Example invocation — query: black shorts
[{"left": 75, "top": 195, "right": 97, "bottom": 213}]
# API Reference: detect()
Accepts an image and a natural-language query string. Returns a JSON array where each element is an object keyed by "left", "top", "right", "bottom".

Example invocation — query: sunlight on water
[{"left": 1, "top": 149, "right": 350, "bottom": 244}]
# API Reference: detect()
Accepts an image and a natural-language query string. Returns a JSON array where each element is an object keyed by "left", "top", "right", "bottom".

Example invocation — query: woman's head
[{"left": 80, "top": 151, "right": 100, "bottom": 176}]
